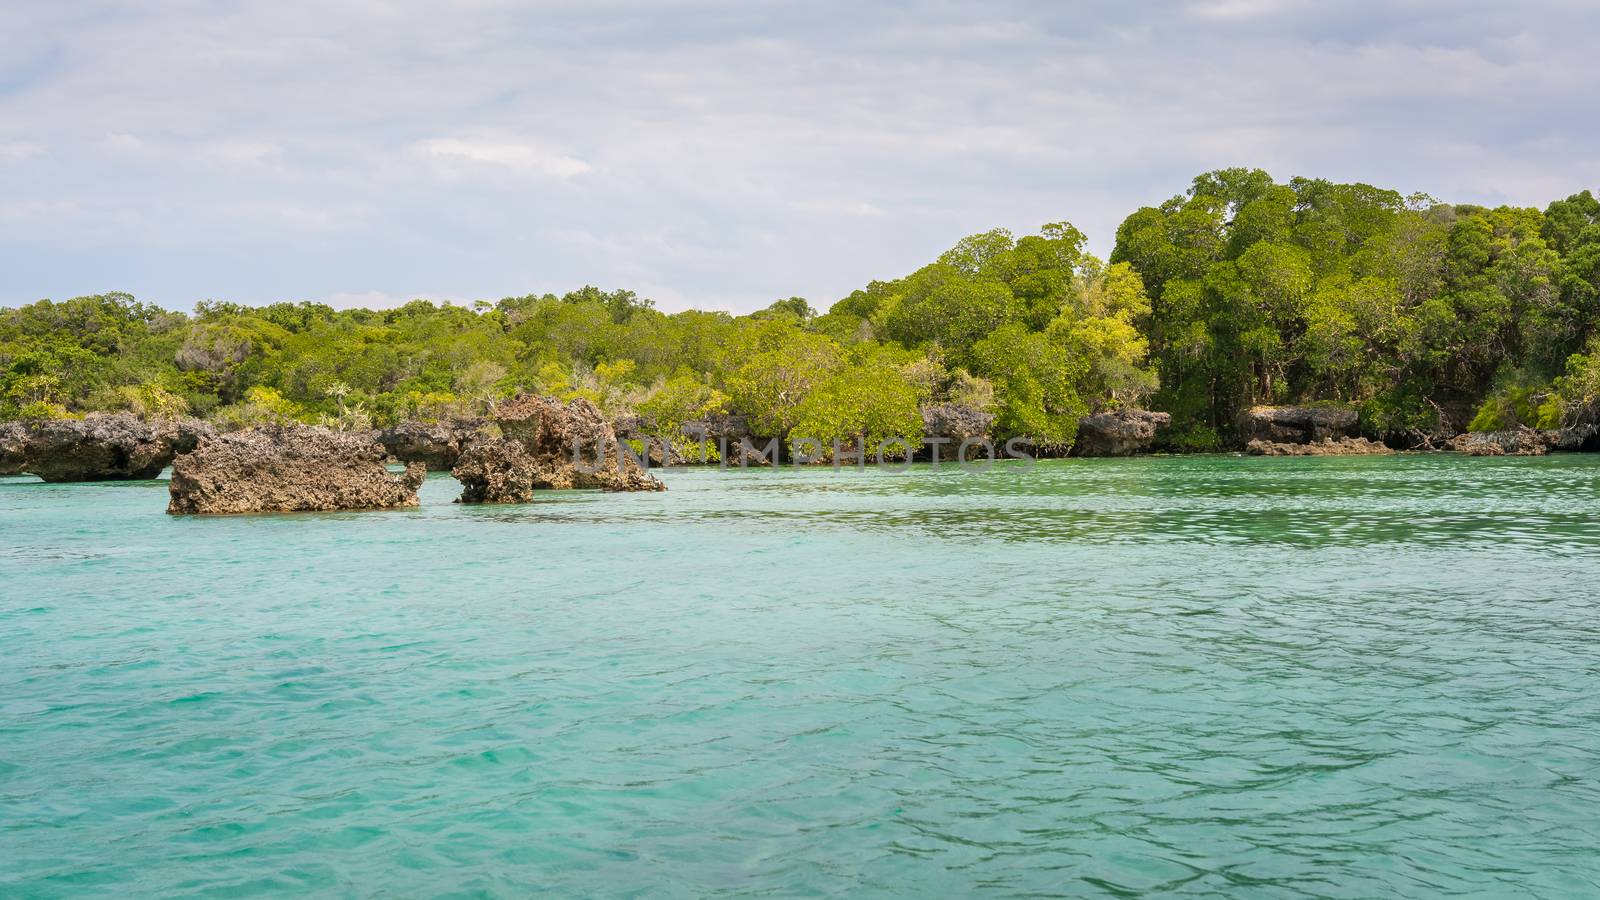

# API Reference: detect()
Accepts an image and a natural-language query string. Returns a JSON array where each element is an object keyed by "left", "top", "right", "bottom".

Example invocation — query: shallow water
[{"left": 3, "top": 455, "right": 1599, "bottom": 897}]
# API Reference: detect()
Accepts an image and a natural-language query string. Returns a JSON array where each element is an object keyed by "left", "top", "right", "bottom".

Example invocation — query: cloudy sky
[{"left": 1, "top": 0, "right": 1595, "bottom": 313}]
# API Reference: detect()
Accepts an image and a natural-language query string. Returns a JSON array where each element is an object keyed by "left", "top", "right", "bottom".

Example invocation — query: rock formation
[
  {"left": 1238, "top": 405, "right": 1359, "bottom": 445},
  {"left": 1453, "top": 427, "right": 1548, "bottom": 456},
  {"left": 1246, "top": 437, "right": 1394, "bottom": 456},
  {"left": 1, "top": 421, "right": 27, "bottom": 476},
  {"left": 167, "top": 426, "right": 425, "bottom": 514},
  {"left": 1551, "top": 424, "right": 1600, "bottom": 451},
  {"left": 453, "top": 395, "right": 664, "bottom": 503},
  {"left": 376, "top": 418, "right": 487, "bottom": 470},
  {"left": 2, "top": 414, "right": 214, "bottom": 482},
  {"left": 1073, "top": 409, "right": 1170, "bottom": 457},
  {"left": 921, "top": 404, "right": 995, "bottom": 450},
  {"left": 1453, "top": 424, "right": 1600, "bottom": 456}
]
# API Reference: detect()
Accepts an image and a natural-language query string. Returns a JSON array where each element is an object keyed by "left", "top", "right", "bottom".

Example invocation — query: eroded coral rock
[
  {"left": 6, "top": 414, "right": 214, "bottom": 482},
  {"left": 1239, "top": 405, "right": 1359, "bottom": 445},
  {"left": 1452, "top": 427, "right": 1550, "bottom": 457},
  {"left": 453, "top": 395, "right": 664, "bottom": 503},
  {"left": 921, "top": 404, "right": 995, "bottom": 449},
  {"left": 1, "top": 421, "right": 27, "bottom": 476},
  {"left": 1073, "top": 409, "right": 1171, "bottom": 457},
  {"left": 1551, "top": 424, "right": 1600, "bottom": 452},
  {"left": 376, "top": 419, "right": 487, "bottom": 470},
  {"left": 1453, "top": 424, "right": 1600, "bottom": 455},
  {"left": 1245, "top": 437, "right": 1394, "bottom": 456},
  {"left": 168, "top": 426, "right": 424, "bottom": 514}
]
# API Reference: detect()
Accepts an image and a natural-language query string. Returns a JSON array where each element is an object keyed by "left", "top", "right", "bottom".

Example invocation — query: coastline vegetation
[{"left": 4, "top": 169, "right": 1599, "bottom": 453}]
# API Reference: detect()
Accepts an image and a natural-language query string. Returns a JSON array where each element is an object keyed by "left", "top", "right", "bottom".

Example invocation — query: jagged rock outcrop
[
  {"left": 376, "top": 418, "right": 487, "bottom": 470},
  {"left": 167, "top": 426, "right": 425, "bottom": 514},
  {"left": 1073, "top": 409, "right": 1171, "bottom": 457},
  {"left": 3, "top": 414, "right": 214, "bottom": 482},
  {"left": 1453, "top": 427, "right": 1549, "bottom": 457},
  {"left": 921, "top": 404, "right": 995, "bottom": 447},
  {"left": 1453, "top": 424, "right": 1600, "bottom": 456},
  {"left": 1551, "top": 424, "right": 1600, "bottom": 451},
  {"left": 1, "top": 421, "right": 27, "bottom": 476},
  {"left": 454, "top": 395, "right": 664, "bottom": 503},
  {"left": 1246, "top": 437, "right": 1394, "bottom": 456},
  {"left": 1239, "top": 405, "right": 1360, "bottom": 445}
]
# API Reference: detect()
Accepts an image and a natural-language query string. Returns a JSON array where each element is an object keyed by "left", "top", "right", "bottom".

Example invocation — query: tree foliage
[
  {"left": 1110, "top": 170, "right": 1600, "bottom": 440},
  {"left": 7, "top": 171, "right": 1599, "bottom": 452}
]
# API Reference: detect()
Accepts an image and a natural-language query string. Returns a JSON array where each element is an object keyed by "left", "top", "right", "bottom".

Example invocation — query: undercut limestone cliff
[
  {"left": 1238, "top": 405, "right": 1360, "bottom": 445},
  {"left": 1073, "top": 409, "right": 1170, "bottom": 457},
  {"left": 376, "top": 419, "right": 488, "bottom": 470},
  {"left": 3, "top": 414, "right": 213, "bottom": 482},
  {"left": 921, "top": 404, "right": 995, "bottom": 450}
]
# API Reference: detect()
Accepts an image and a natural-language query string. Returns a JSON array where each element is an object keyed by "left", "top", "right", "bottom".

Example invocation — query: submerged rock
[
  {"left": 1073, "top": 409, "right": 1171, "bottom": 457},
  {"left": 376, "top": 418, "right": 487, "bottom": 470},
  {"left": 1239, "top": 405, "right": 1359, "bottom": 445},
  {"left": 453, "top": 395, "right": 664, "bottom": 503},
  {"left": 167, "top": 426, "right": 425, "bottom": 514},
  {"left": 1246, "top": 437, "right": 1393, "bottom": 456},
  {"left": 5, "top": 414, "right": 214, "bottom": 482}
]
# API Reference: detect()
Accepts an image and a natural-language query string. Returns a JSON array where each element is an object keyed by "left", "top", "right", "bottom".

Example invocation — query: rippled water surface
[{"left": 4, "top": 455, "right": 1600, "bottom": 897}]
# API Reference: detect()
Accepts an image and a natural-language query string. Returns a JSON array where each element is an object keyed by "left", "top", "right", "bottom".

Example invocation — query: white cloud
[
  {"left": 1185, "top": 0, "right": 1305, "bottom": 20},
  {"left": 104, "top": 133, "right": 144, "bottom": 153},
  {"left": 415, "top": 138, "right": 591, "bottom": 179},
  {"left": 0, "top": 141, "right": 43, "bottom": 162},
  {"left": 0, "top": 198, "right": 77, "bottom": 222},
  {"left": 196, "top": 139, "right": 284, "bottom": 166},
  {"left": 0, "top": 0, "right": 1596, "bottom": 310}
]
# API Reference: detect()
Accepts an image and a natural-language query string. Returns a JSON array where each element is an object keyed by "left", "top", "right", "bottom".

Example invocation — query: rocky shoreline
[
  {"left": 1245, "top": 436, "right": 1394, "bottom": 456},
  {"left": 1451, "top": 425, "right": 1600, "bottom": 456},
  {"left": 1, "top": 394, "right": 668, "bottom": 513},
  {"left": 4, "top": 398, "right": 1597, "bottom": 514}
]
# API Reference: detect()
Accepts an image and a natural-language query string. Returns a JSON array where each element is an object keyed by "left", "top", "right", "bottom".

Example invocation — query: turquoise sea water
[{"left": 3, "top": 455, "right": 1599, "bottom": 897}]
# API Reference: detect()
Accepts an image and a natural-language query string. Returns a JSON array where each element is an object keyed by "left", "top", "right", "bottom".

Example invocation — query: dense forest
[{"left": 5, "top": 169, "right": 1599, "bottom": 455}]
